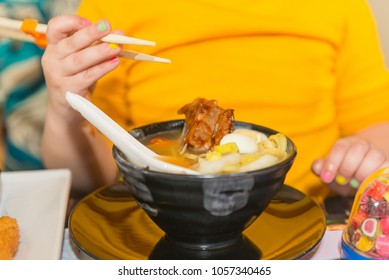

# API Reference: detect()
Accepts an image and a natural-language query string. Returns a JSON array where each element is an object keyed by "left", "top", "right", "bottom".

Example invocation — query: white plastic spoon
[{"left": 65, "top": 91, "right": 199, "bottom": 175}]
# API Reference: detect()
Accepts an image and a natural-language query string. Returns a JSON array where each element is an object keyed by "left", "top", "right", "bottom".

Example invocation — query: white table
[{"left": 60, "top": 228, "right": 343, "bottom": 260}]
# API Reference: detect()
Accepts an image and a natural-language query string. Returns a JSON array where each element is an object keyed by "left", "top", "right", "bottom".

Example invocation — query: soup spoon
[{"left": 65, "top": 91, "right": 199, "bottom": 175}]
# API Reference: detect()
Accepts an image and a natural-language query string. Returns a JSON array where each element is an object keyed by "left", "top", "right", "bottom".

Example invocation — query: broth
[
  {"left": 141, "top": 130, "right": 196, "bottom": 168},
  {"left": 140, "top": 128, "right": 290, "bottom": 174}
]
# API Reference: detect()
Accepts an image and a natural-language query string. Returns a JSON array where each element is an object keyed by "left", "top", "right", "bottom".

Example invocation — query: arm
[
  {"left": 41, "top": 15, "right": 122, "bottom": 195},
  {"left": 311, "top": 0, "right": 389, "bottom": 197},
  {"left": 42, "top": 109, "right": 118, "bottom": 195}
]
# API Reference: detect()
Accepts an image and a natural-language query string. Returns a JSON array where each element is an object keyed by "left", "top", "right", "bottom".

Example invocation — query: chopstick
[
  {"left": 0, "top": 17, "right": 171, "bottom": 63},
  {"left": 119, "top": 50, "right": 171, "bottom": 64},
  {"left": 0, "top": 27, "right": 34, "bottom": 42}
]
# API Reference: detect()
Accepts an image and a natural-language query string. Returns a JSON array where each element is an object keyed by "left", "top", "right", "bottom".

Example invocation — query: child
[{"left": 41, "top": 0, "right": 389, "bottom": 203}]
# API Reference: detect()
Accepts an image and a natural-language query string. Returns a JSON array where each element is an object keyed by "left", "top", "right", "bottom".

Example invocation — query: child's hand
[
  {"left": 312, "top": 136, "right": 389, "bottom": 196},
  {"left": 41, "top": 15, "right": 122, "bottom": 123}
]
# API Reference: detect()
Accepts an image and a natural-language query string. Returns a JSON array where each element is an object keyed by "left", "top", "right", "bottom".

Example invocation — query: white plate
[{"left": 0, "top": 169, "right": 71, "bottom": 259}]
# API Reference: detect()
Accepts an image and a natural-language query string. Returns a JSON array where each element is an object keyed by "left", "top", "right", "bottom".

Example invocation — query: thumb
[{"left": 311, "top": 158, "right": 325, "bottom": 176}]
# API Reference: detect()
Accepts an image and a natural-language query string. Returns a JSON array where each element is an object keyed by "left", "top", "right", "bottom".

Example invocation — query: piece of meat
[
  {"left": 0, "top": 216, "right": 20, "bottom": 260},
  {"left": 178, "top": 98, "right": 234, "bottom": 153}
]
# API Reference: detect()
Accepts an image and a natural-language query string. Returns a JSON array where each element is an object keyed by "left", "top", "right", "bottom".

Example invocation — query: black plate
[{"left": 68, "top": 182, "right": 326, "bottom": 259}]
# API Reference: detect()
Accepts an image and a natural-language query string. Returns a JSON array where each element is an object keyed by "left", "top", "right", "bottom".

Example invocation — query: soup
[{"left": 141, "top": 127, "right": 290, "bottom": 174}]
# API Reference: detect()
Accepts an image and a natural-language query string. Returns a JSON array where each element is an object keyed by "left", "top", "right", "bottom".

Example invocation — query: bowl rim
[{"left": 113, "top": 119, "right": 297, "bottom": 178}]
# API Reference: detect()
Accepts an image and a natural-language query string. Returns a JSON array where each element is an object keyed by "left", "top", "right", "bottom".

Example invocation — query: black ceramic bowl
[{"left": 113, "top": 120, "right": 297, "bottom": 259}]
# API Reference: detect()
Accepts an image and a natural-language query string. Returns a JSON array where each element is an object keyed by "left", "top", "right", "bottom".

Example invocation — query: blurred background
[
  {"left": 369, "top": 0, "right": 389, "bottom": 67},
  {"left": 0, "top": 0, "right": 80, "bottom": 170}
]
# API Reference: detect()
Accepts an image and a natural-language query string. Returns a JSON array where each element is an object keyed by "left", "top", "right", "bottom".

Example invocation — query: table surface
[{"left": 60, "top": 228, "right": 343, "bottom": 260}]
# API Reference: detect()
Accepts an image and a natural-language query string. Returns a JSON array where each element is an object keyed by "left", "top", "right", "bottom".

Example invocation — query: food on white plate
[{"left": 0, "top": 216, "right": 20, "bottom": 260}]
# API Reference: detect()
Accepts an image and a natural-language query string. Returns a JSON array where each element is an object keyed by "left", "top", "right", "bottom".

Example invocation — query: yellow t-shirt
[{"left": 78, "top": 0, "right": 389, "bottom": 203}]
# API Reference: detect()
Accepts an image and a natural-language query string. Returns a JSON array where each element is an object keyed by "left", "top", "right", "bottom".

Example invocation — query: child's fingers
[
  {"left": 311, "top": 158, "right": 324, "bottom": 176},
  {"left": 62, "top": 57, "right": 121, "bottom": 94},
  {"left": 354, "top": 147, "right": 387, "bottom": 183},
  {"left": 55, "top": 20, "right": 112, "bottom": 59},
  {"left": 320, "top": 138, "right": 350, "bottom": 183},
  {"left": 61, "top": 42, "right": 121, "bottom": 76},
  {"left": 46, "top": 15, "right": 91, "bottom": 45},
  {"left": 335, "top": 139, "right": 370, "bottom": 185},
  {"left": 312, "top": 137, "right": 388, "bottom": 196}
]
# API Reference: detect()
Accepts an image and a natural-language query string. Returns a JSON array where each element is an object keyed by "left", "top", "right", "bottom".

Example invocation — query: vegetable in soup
[{"left": 142, "top": 128, "right": 290, "bottom": 174}]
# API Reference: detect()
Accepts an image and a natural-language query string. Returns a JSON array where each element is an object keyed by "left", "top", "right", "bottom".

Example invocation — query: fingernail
[
  {"left": 321, "top": 163, "right": 335, "bottom": 183},
  {"left": 350, "top": 178, "right": 360, "bottom": 189},
  {"left": 322, "top": 171, "right": 333, "bottom": 183},
  {"left": 97, "top": 20, "right": 108, "bottom": 32},
  {"left": 312, "top": 161, "right": 320, "bottom": 174},
  {"left": 109, "top": 43, "right": 119, "bottom": 49},
  {"left": 336, "top": 175, "right": 348, "bottom": 185},
  {"left": 82, "top": 18, "right": 91, "bottom": 26},
  {"left": 110, "top": 57, "right": 120, "bottom": 63}
]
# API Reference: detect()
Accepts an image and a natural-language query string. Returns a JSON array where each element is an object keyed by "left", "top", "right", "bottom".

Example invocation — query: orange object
[
  {"left": 149, "top": 137, "right": 171, "bottom": 147},
  {"left": 20, "top": 18, "right": 47, "bottom": 48},
  {"left": 0, "top": 216, "right": 20, "bottom": 260}
]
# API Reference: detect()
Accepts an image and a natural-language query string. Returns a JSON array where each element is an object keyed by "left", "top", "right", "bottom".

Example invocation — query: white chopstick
[
  {"left": 0, "top": 16, "right": 171, "bottom": 63},
  {"left": 119, "top": 50, "right": 171, "bottom": 64},
  {"left": 0, "top": 28, "right": 34, "bottom": 43},
  {"left": 0, "top": 16, "right": 156, "bottom": 46}
]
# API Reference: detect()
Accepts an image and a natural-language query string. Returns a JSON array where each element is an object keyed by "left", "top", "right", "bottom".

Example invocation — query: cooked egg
[
  {"left": 232, "top": 129, "right": 268, "bottom": 143},
  {"left": 220, "top": 133, "right": 258, "bottom": 153}
]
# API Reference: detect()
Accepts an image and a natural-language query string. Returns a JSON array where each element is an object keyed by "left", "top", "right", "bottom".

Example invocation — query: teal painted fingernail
[
  {"left": 97, "top": 20, "right": 108, "bottom": 32},
  {"left": 350, "top": 178, "right": 360, "bottom": 189}
]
